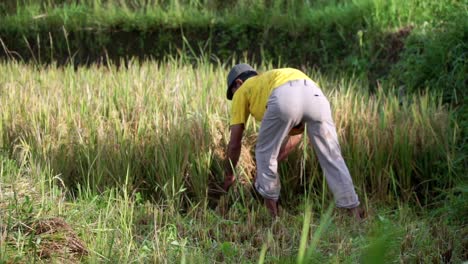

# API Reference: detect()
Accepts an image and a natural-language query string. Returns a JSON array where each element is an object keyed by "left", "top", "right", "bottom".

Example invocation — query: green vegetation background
[{"left": 1, "top": 0, "right": 467, "bottom": 99}]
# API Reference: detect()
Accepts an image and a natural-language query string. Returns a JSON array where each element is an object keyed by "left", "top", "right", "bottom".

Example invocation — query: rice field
[{"left": 0, "top": 59, "right": 466, "bottom": 263}]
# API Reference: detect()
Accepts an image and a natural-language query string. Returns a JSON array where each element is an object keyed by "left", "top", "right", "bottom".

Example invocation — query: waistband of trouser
[
  {"left": 285, "top": 79, "right": 323, "bottom": 95},
  {"left": 287, "top": 79, "right": 318, "bottom": 87}
]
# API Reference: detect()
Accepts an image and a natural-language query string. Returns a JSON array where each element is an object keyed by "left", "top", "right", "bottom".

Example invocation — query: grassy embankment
[
  {"left": 1, "top": 0, "right": 466, "bottom": 101},
  {"left": 0, "top": 60, "right": 466, "bottom": 263}
]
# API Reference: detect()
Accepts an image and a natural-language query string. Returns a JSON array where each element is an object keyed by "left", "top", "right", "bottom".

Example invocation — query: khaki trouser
[{"left": 254, "top": 79, "right": 359, "bottom": 208}]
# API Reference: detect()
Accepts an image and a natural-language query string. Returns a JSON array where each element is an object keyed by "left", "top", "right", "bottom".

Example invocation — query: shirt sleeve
[{"left": 230, "top": 91, "right": 250, "bottom": 126}]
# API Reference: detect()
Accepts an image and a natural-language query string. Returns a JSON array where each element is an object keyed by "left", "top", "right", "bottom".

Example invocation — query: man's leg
[
  {"left": 303, "top": 95, "right": 360, "bottom": 209},
  {"left": 298, "top": 81, "right": 362, "bottom": 218},
  {"left": 255, "top": 86, "right": 300, "bottom": 217},
  {"left": 278, "top": 134, "right": 303, "bottom": 162}
]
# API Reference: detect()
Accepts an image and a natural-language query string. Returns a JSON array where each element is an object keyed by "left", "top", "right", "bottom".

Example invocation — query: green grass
[
  {"left": 1, "top": 152, "right": 466, "bottom": 262},
  {"left": 0, "top": 59, "right": 466, "bottom": 262},
  {"left": 1, "top": 0, "right": 463, "bottom": 29}
]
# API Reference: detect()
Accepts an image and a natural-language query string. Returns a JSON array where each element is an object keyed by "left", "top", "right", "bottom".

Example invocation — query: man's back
[{"left": 230, "top": 68, "right": 313, "bottom": 124}]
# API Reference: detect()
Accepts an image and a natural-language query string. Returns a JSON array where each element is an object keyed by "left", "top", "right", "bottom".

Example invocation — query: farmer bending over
[{"left": 223, "top": 63, "right": 362, "bottom": 218}]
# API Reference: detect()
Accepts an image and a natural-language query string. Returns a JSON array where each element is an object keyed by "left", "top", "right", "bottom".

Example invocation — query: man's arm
[
  {"left": 277, "top": 134, "right": 303, "bottom": 162},
  {"left": 223, "top": 124, "right": 244, "bottom": 191}
]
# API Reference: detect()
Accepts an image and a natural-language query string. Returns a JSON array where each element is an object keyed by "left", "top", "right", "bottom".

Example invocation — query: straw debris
[{"left": 30, "top": 217, "right": 88, "bottom": 260}]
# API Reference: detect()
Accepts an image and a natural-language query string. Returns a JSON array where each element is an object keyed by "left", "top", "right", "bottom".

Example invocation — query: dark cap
[{"left": 226, "top": 63, "right": 256, "bottom": 100}]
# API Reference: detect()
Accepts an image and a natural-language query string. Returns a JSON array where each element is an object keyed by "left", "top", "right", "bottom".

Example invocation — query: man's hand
[{"left": 224, "top": 124, "right": 244, "bottom": 192}]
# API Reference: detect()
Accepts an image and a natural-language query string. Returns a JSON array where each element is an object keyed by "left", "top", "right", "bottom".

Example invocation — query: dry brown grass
[{"left": 31, "top": 217, "right": 88, "bottom": 261}]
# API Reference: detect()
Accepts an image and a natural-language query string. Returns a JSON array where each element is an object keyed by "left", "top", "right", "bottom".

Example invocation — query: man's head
[{"left": 226, "top": 63, "right": 257, "bottom": 100}]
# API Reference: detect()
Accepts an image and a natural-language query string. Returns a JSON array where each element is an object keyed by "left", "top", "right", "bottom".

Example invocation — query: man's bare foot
[
  {"left": 264, "top": 198, "right": 279, "bottom": 217},
  {"left": 348, "top": 206, "right": 366, "bottom": 220}
]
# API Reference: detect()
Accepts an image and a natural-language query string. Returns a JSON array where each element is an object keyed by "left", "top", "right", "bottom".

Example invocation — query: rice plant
[{"left": 0, "top": 59, "right": 458, "bottom": 205}]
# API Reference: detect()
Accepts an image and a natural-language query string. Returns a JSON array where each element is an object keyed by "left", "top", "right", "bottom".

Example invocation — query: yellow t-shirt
[{"left": 230, "top": 68, "right": 312, "bottom": 125}]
